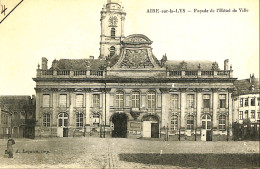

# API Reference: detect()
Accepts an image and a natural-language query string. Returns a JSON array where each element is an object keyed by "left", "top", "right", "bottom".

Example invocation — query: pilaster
[
  {"left": 212, "top": 88, "right": 218, "bottom": 128},
  {"left": 180, "top": 88, "right": 186, "bottom": 128},
  {"left": 196, "top": 89, "right": 202, "bottom": 127}
]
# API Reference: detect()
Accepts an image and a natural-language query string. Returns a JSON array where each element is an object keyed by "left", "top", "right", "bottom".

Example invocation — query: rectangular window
[
  {"left": 187, "top": 94, "right": 195, "bottom": 109},
  {"left": 76, "top": 94, "right": 84, "bottom": 107},
  {"left": 244, "top": 110, "right": 248, "bottom": 119},
  {"left": 76, "top": 113, "right": 83, "bottom": 127},
  {"left": 170, "top": 115, "right": 178, "bottom": 131},
  {"left": 239, "top": 98, "right": 243, "bottom": 107},
  {"left": 258, "top": 98, "right": 260, "bottom": 106},
  {"left": 59, "top": 94, "right": 67, "bottom": 107},
  {"left": 116, "top": 92, "right": 124, "bottom": 108},
  {"left": 171, "top": 94, "right": 179, "bottom": 109},
  {"left": 42, "top": 94, "right": 50, "bottom": 107},
  {"left": 251, "top": 110, "right": 255, "bottom": 119},
  {"left": 93, "top": 94, "right": 100, "bottom": 108},
  {"left": 219, "top": 115, "right": 226, "bottom": 131},
  {"left": 239, "top": 111, "right": 243, "bottom": 120},
  {"left": 258, "top": 112, "right": 260, "bottom": 119},
  {"left": 245, "top": 98, "right": 248, "bottom": 106},
  {"left": 43, "top": 114, "right": 50, "bottom": 127},
  {"left": 219, "top": 94, "right": 226, "bottom": 108},
  {"left": 186, "top": 115, "right": 194, "bottom": 130},
  {"left": 132, "top": 92, "right": 140, "bottom": 108},
  {"left": 148, "top": 91, "right": 156, "bottom": 109},
  {"left": 203, "top": 94, "right": 210, "bottom": 108},
  {"left": 251, "top": 98, "right": 255, "bottom": 106},
  {"left": 20, "top": 112, "right": 25, "bottom": 120}
]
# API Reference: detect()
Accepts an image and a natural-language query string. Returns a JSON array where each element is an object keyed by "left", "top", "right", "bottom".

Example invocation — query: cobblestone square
[{"left": 0, "top": 137, "right": 259, "bottom": 168}]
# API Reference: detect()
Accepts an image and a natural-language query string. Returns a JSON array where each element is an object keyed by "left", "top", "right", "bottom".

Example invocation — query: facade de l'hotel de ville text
[{"left": 33, "top": 0, "right": 236, "bottom": 141}]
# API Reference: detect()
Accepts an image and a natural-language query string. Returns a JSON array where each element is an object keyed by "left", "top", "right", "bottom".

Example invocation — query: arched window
[
  {"left": 76, "top": 112, "right": 83, "bottom": 128},
  {"left": 115, "top": 91, "right": 124, "bottom": 108},
  {"left": 111, "top": 28, "right": 116, "bottom": 38},
  {"left": 132, "top": 91, "right": 140, "bottom": 108},
  {"left": 170, "top": 115, "right": 178, "bottom": 131},
  {"left": 43, "top": 113, "right": 50, "bottom": 127},
  {"left": 219, "top": 115, "right": 226, "bottom": 131},
  {"left": 58, "top": 112, "right": 69, "bottom": 127},
  {"left": 187, "top": 115, "right": 194, "bottom": 130},
  {"left": 110, "top": 46, "right": 115, "bottom": 57},
  {"left": 148, "top": 91, "right": 156, "bottom": 109}
]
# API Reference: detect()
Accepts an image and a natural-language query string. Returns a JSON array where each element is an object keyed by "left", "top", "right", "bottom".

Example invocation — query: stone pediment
[
  {"left": 108, "top": 34, "right": 164, "bottom": 76},
  {"left": 122, "top": 34, "right": 152, "bottom": 45}
]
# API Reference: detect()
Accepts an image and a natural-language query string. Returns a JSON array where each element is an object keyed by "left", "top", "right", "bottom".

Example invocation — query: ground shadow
[{"left": 119, "top": 153, "right": 260, "bottom": 168}]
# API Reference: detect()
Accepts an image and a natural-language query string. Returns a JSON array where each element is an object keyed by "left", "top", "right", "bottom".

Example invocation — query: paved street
[{"left": 0, "top": 137, "right": 259, "bottom": 168}]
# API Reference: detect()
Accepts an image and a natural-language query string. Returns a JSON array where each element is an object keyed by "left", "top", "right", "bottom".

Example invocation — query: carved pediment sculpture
[
  {"left": 212, "top": 62, "right": 219, "bottom": 70},
  {"left": 120, "top": 49, "right": 153, "bottom": 68}
]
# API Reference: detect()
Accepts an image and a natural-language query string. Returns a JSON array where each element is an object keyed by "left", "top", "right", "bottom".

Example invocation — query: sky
[{"left": 0, "top": 0, "right": 259, "bottom": 95}]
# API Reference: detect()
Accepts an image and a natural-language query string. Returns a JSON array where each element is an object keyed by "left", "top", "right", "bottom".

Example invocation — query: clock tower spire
[{"left": 99, "top": 0, "right": 126, "bottom": 60}]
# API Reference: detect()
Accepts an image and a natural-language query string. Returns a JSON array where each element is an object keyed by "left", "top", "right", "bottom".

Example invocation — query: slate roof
[
  {"left": 0, "top": 96, "right": 33, "bottom": 110},
  {"left": 51, "top": 59, "right": 108, "bottom": 70},
  {"left": 165, "top": 60, "right": 218, "bottom": 71},
  {"left": 233, "top": 77, "right": 260, "bottom": 96}
]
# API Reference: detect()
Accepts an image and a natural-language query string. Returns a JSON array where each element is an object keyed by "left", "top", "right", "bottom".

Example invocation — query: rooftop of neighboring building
[
  {"left": 233, "top": 74, "right": 260, "bottom": 96},
  {"left": 0, "top": 95, "right": 35, "bottom": 111}
]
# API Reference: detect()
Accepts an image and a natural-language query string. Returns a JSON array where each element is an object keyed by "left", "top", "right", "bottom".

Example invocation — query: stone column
[
  {"left": 180, "top": 89, "right": 186, "bottom": 128},
  {"left": 160, "top": 89, "right": 170, "bottom": 128},
  {"left": 105, "top": 89, "right": 111, "bottom": 125},
  {"left": 228, "top": 90, "right": 233, "bottom": 136},
  {"left": 212, "top": 88, "right": 218, "bottom": 128},
  {"left": 196, "top": 89, "right": 202, "bottom": 128},
  {"left": 52, "top": 89, "right": 58, "bottom": 126},
  {"left": 85, "top": 92, "right": 91, "bottom": 125}
]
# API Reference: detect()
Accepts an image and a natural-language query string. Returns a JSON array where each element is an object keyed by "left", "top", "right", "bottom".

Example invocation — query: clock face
[{"left": 109, "top": 16, "right": 118, "bottom": 26}]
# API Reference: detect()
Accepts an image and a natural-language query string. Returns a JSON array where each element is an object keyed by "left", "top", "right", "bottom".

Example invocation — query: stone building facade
[
  {"left": 0, "top": 103, "right": 12, "bottom": 138},
  {"left": 232, "top": 75, "right": 260, "bottom": 126},
  {"left": 33, "top": 0, "right": 236, "bottom": 141},
  {"left": 0, "top": 96, "right": 36, "bottom": 138}
]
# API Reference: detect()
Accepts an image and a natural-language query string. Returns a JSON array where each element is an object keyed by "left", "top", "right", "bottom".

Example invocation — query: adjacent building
[
  {"left": 33, "top": 0, "right": 236, "bottom": 141},
  {"left": 0, "top": 103, "right": 12, "bottom": 138},
  {"left": 0, "top": 96, "right": 36, "bottom": 138},
  {"left": 232, "top": 75, "right": 260, "bottom": 126}
]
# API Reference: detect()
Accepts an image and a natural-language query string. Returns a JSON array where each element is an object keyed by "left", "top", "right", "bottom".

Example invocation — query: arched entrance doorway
[
  {"left": 57, "top": 112, "right": 69, "bottom": 137},
  {"left": 142, "top": 115, "right": 159, "bottom": 138},
  {"left": 201, "top": 114, "right": 212, "bottom": 141},
  {"left": 111, "top": 113, "right": 128, "bottom": 138}
]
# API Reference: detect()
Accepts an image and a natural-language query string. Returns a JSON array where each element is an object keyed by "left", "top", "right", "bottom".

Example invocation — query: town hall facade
[{"left": 33, "top": 0, "right": 236, "bottom": 141}]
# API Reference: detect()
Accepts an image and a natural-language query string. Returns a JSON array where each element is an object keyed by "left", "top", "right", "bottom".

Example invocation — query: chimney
[
  {"left": 89, "top": 56, "right": 94, "bottom": 60},
  {"left": 42, "top": 57, "right": 48, "bottom": 70},
  {"left": 224, "top": 59, "right": 229, "bottom": 71}
]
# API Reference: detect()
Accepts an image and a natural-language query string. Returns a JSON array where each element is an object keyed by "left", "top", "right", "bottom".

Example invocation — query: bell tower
[{"left": 99, "top": 0, "right": 126, "bottom": 59}]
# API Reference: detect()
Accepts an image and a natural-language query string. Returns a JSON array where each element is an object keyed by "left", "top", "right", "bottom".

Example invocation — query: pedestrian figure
[{"left": 7, "top": 136, "right": 15, "bottom": 158}]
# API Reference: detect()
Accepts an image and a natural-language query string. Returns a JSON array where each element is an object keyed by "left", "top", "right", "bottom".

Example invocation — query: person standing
[{"left": 7, "top": 136, "right": 15, "bottom": 158}]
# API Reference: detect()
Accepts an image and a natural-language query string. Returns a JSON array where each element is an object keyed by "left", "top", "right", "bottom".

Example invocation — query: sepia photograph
[{"left": 0, "top": 0, "right": 259, "bottom": 168}]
